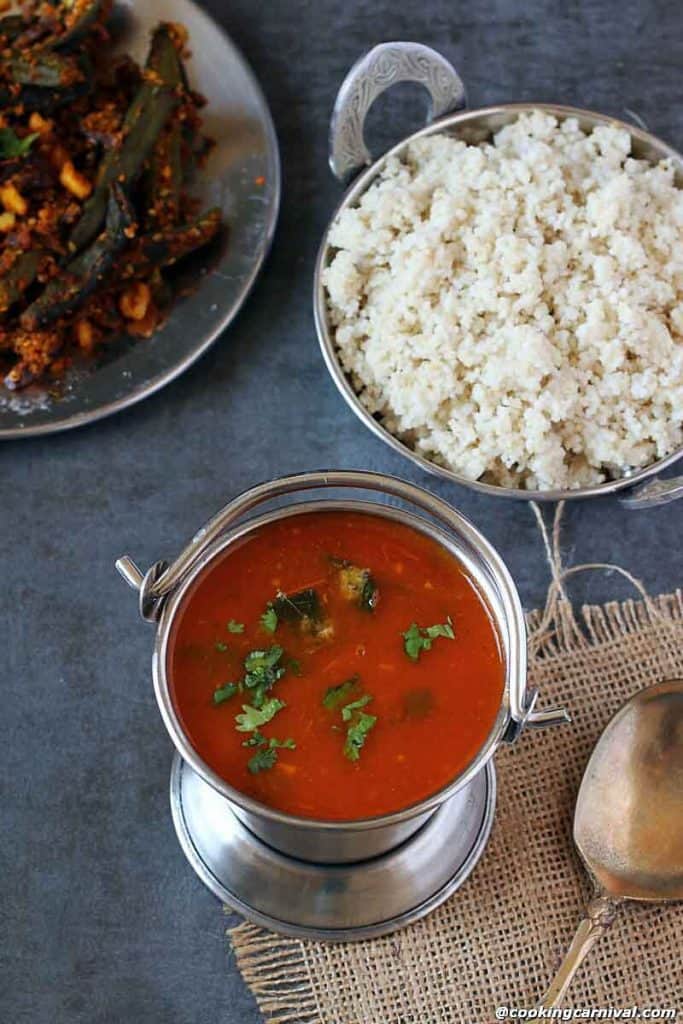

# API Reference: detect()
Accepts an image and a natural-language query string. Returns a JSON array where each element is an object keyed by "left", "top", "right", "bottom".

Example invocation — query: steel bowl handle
[
  {"left": 619, "top": 474, "right": 683, "bottom": 509},
  {"left": 329, "top": 41, "right": 467, "bottom": 181}
]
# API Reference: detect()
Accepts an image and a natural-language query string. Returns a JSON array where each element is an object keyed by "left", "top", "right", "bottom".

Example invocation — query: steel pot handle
[
  {"left": 619, "top": 474, "right": 683, "bottom": 509},
  {"left": 329, "top": 41, "right": 467, "bottom": 181},
  {"left": 115, "top": 470, "right": 567, "bottom": 734}
]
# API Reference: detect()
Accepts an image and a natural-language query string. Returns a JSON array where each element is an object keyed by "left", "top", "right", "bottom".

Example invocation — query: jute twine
[{"left": 228, "top": 504, "right": 683, "bottom": 1024}]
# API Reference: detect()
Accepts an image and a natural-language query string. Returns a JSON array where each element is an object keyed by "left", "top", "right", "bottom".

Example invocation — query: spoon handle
[{"left": 538, "top": 895, "right": 619, "bottom": 1008}]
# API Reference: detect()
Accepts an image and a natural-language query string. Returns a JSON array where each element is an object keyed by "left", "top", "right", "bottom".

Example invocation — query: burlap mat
[{"left": 229, "top": 591, "right": 683, "bottom": 1023}]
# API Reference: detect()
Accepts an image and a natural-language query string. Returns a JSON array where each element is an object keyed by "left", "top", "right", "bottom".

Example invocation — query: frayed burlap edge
[{"left": 228, "top": 590, "right": 683, "bottom": 1024}]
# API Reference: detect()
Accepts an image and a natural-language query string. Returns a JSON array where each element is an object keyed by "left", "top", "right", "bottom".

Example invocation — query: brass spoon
[{"left": 539, "top": 678, "right": 683, "bottom": 1008}]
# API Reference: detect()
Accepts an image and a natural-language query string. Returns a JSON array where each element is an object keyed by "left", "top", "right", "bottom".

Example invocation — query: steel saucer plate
[
  {"left": 169, "top": 753, "right": 496, "bottom": 941},
  {"left": 0, "top": 0, "right": 280, "bottom": 438}
]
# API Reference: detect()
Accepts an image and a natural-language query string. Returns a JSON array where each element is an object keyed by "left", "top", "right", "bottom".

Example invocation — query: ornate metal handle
[
  {"left": 538, "top": 894, "right": 620, "bottom": 1008},
  {"left": 329, "top": 41, "right": 467, "bottom": 181},
  {"left": 619, "top": 475, "right": 683, "bottom": 509}
]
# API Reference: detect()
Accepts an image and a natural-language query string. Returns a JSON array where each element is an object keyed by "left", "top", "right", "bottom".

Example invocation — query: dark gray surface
[{"left": 2, "top": 2, "right": 682, "bottom": 1022}]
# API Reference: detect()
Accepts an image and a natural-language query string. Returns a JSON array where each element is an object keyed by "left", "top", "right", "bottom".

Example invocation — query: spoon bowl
[
  {"left": 539, "top": 679, "right": 683, "bottom": 1008},
  {"left": 575, "top": 679, "right": 683, "bottom": 902}
]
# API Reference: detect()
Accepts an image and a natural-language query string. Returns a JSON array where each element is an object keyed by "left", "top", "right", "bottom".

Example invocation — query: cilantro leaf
[
  {"left": 344, "top": 712, "right": 377, "bottom": 762},
  {"left": 243, "top": 645, "right": 285, "bottom": 707},
  {"left": 215, "top": 641, "right": 228, "bottom": 652},
  {"left": 242, "top": 730, "right": 266, "bottom": 748},
  {"left": 0, "top": 128, "right": 39, "bottom": 159},
  {"left": 248, "top": 747, "right": 278, "bottom": 773},
  {"left": 425, "top": 618, "right": 455, "bottom": 641},
  {"left": 227, "top": 620, "right": 244, "bottom": 634},
  {"left": 246, "top": 735, "right": 296, "bottom": 774},
  {"left": 244, "top": 646, "right": 284, "bottom": 673},
  {"left": 260, "top": 605, "right": 278, "bottom": 634},
  {"left": 213, "top": 682, "right": 238, "bottom": 705},
  {"left": 235, "top": 697, "right": 285, "bottom": 732},
  {"left": 402, "top": 617, "right": 454, "bottom": 661},
  {"left": 322, "top": 673, "right": 360, "bottom": 710},
  {"left": 341, "top": 694, "right": 372, "bottom": 722},
  {"left": 287, "top": 658, "right": 302, "bottom": 676}
]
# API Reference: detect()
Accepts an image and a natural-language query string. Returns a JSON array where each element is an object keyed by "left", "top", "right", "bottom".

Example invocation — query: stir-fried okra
[{"left": 0, "top": 1, "right": 222, "bottom": 389}]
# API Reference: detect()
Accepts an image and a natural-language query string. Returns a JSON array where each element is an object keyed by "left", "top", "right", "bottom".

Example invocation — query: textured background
[{"left": 2, "top": 1, "right": 682, "bottom": 1022}]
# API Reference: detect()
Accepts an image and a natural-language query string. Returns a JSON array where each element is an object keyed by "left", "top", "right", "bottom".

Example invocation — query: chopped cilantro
[
  {"left": 215, "top": 641, "right": 228, "bottom": 653},
  {"left": 322, "top": 674, "right": 360, "bottom": 710},
  {"left": 244, "top": 646, "right": 284, "bottom": 673},
  {"left": 248, "top": 747, "right": 278, "bottom": 773},
  {"left": 242, "top": 730, "right": 266, "bottom": 748},
  {"left": 260, "top": 605, "right": 278, "bottom": 634},
  {"left": 402, "top": 617, "right": 454, "bottom": 661},
  {"left": 243, "top": 645, "right": 285, "bottom": 707},
  {"left": 287, "top": 658, "right": 302, "bottom": 676},
  {"left": 0, "top": 128, "right": 39, "bottom": 159},
  {"left": 246, "top": 735, "right": 296, "bottom": 774},
  {"left": 213, "top": 682, "right": 238, "bottom": 705},
  {"left": 227, "top": 620, "right": 244, "bottom": 634},
  {"left": 341, "top": 694, "right": 372, "bottom": 722},
  {"left": 344, "top": 712, "right": 377, "bottom": 762},
  {"left": 235, "top": 697, "right": 285, "bottom": 732}
]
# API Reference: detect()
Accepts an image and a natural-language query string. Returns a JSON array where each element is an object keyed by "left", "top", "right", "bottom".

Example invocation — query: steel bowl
[
  {"left": 314, "top": 42, "right": 683, "bottom": 508},
  {"left": 116, "top": 470, "right": 568, "bottom": 865}
]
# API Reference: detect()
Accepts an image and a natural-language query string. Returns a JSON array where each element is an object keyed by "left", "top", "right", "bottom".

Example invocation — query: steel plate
[
  {"left": 169, "top": 754, "right": 496, "bottom": 941},
  {"left": 0, "top": 0, "right": 280, "bottom": 438}
]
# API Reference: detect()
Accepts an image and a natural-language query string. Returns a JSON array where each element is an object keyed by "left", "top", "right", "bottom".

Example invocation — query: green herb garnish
[
  {"left": 0, "top": 128, "right": 39, "bottom": 159},
  {"left": 244, "top": 645, "right": 286, "bottom": 708},
  {"left": 287, "top": 658, "right": 302, "bottom": 676},
  {"left": 235, "top": 697, "right": 285, "bottom": 733},
  {"left": 242, "top": 730, "right": 266, "bottom": 747},
  {"left": 247, "top": 747, "right": 278, "bottom": 773},
  {"left": 344, "top": 712, "right": 377, "bottom": 762},
  {"left": 341, "top": 694, "right": 372, "bottom": 721},
  {"left": 213, "top": 682, "right": 238, "bottom": 705},
  {"left": 402, "top": 617, "right": 454, "bottom": 661},
  {"left": 322, "top": 673, "right": 360, "bottom": 710},
  {"left": 246, "top": 736, "right": 296, "bottom": 774},
  {"left": 227, "top": 620, "right": 245, "bottom": 634},
  {"left": 215, "top": 641, "right": 229, "bottom": 653},
  {"left": 260, "top": 605, "right": 278, "bottom": 634}
]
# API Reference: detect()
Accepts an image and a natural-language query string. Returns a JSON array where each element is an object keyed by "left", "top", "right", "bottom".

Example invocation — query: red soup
[{"left": 169, "top": 510, "right": 504, "bottom": 821}]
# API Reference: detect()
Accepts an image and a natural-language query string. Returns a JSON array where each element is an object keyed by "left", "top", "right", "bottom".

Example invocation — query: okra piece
[
  {"left": 69, "top": 83, "right": 177, "bottom": 251},
  {"left": 0, "top": 251, "right": 42, "bottom": 315},
  {"left": 53, "top": 0, "right": 110, "bottom": 50},
  {"left": 22, "top": 186, "right": 134, "bottom": 329},
  {"left": 10, "top": 53, "right": 85, "bottom": 89},
  {"left": 130, "top": 208, "right": 222, "bottom": 273},
  {"left": 144, "top": 24, "right": 185, "bottom": 224}
]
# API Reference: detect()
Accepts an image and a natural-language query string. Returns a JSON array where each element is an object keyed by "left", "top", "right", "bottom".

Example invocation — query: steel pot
[
  {"left": 314, "top": 42, "right": 683, "bottom": 509},
  {"left": 116, "top": 470, "right": 568, "bottom": 865}
]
